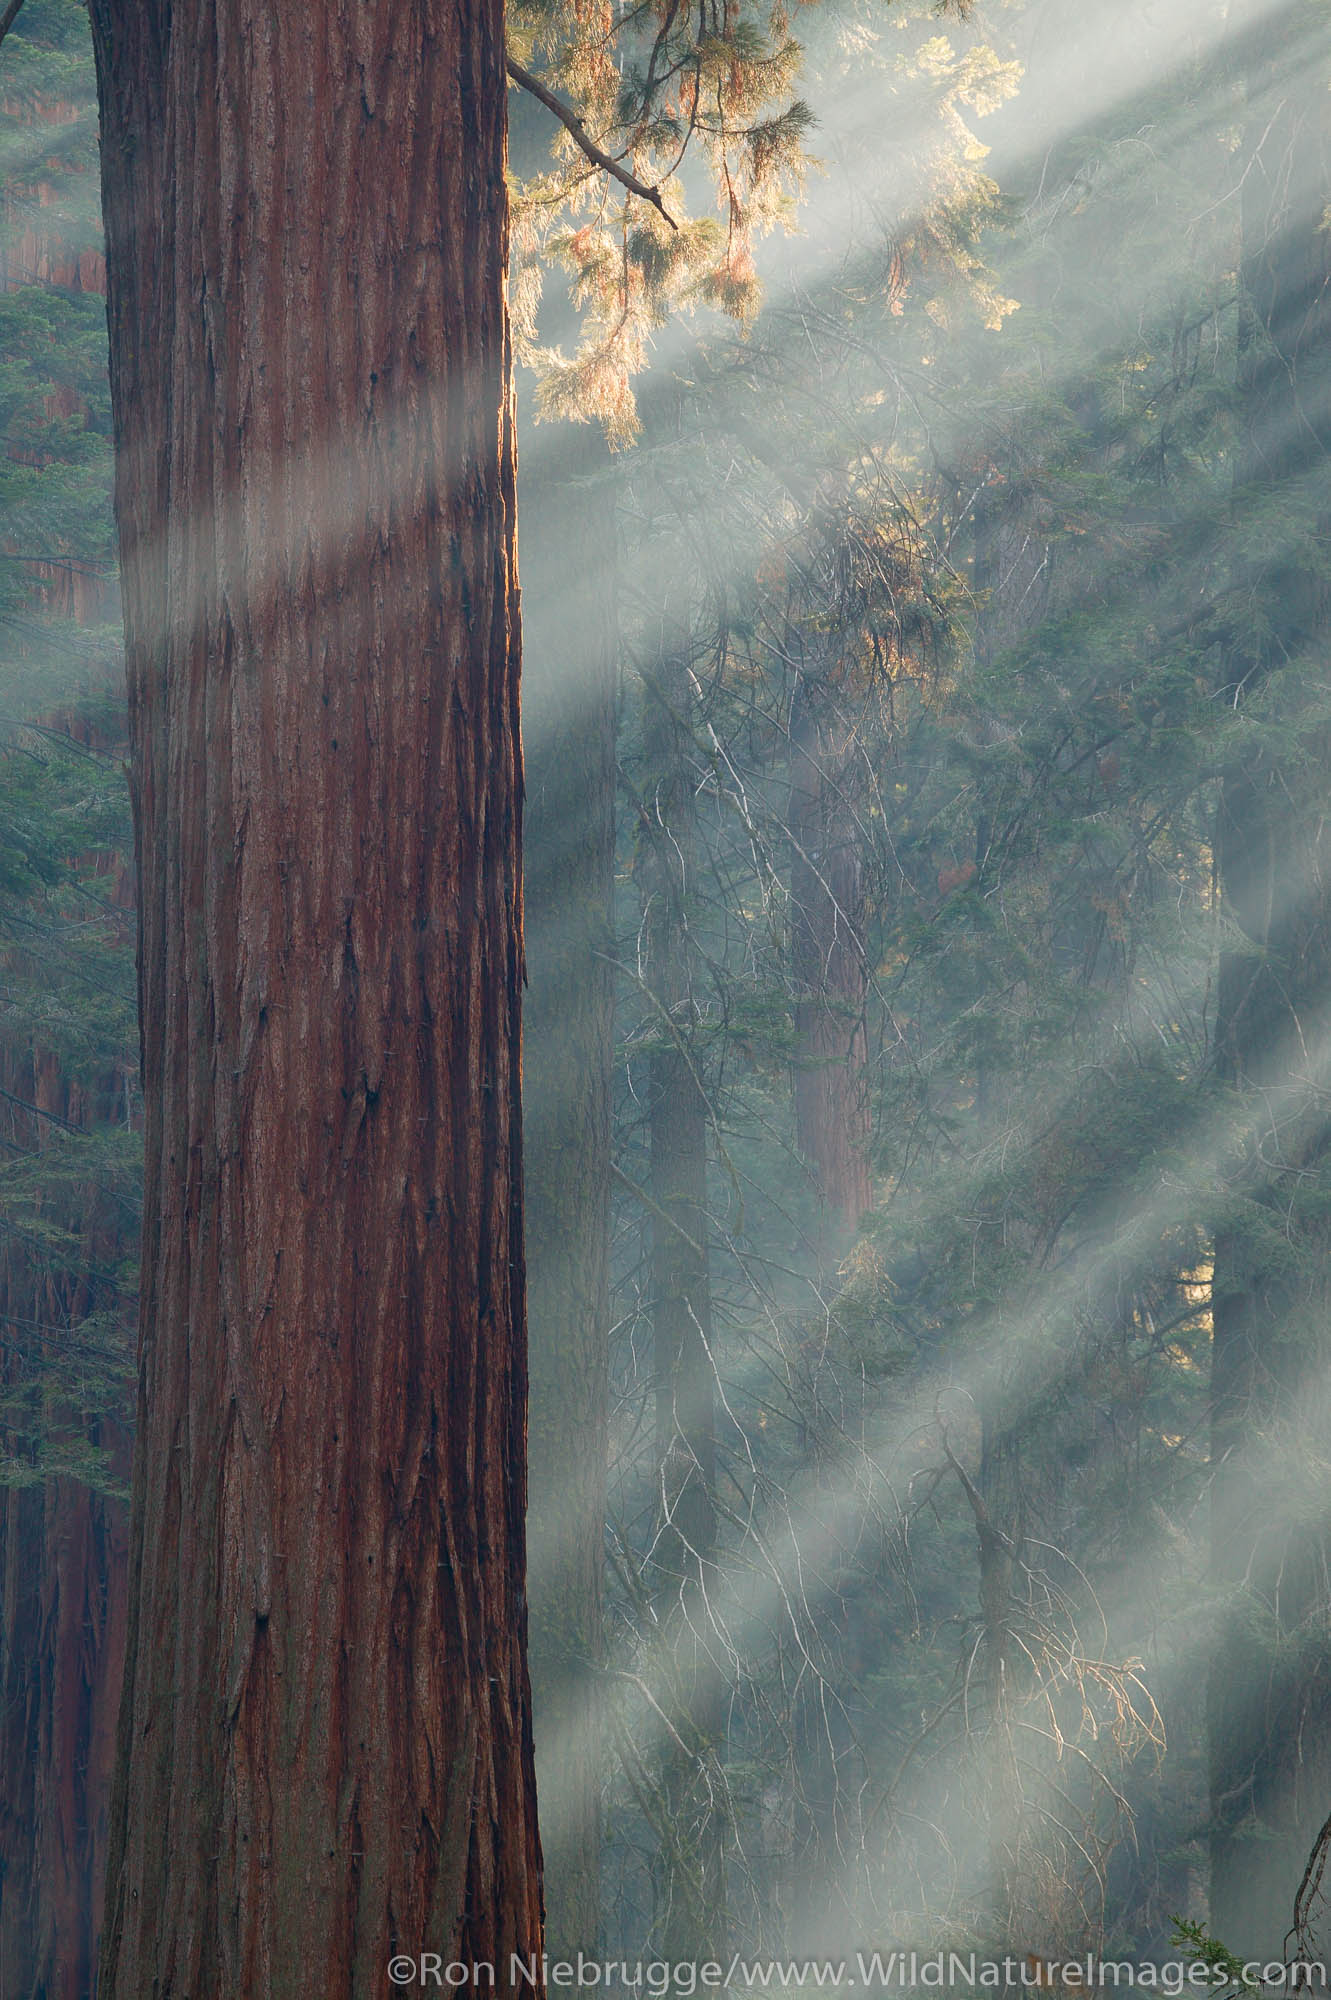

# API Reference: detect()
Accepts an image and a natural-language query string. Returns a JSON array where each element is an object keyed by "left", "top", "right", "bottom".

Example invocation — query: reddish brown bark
[
  {"left": 0, "top": 996, "right": 133, "bottom": 1998},
  {"left": 89, "top": 4, "right": 542, "bottom": 1993},
  {"left": 0, "top": 1468, "right": 129, "bottom": 2000},
  {"left": 0, "top": 96, "right": 106, "bottom": 294}
]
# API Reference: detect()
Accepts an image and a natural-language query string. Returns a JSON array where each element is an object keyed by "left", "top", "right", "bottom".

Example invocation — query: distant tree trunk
[
  {"left": 0, "top": 1458, "right": 128, "bottom": 2000},
  {"left": 90, "top": 5, "right": 543, "bottom": 1993},
  {"left": 789, "top": 678, "right": 872, "bottom": 1245},
  {"left": 1209, "top": 20, "right": 1331, "bottom": 1954},
  {"left": 0, "top": 981, "right": 134, "bottom": 2000},
  {"left": 522, "top": 429, "right": 617, "bottom": 1959},
  {"left": 637, "top": 649, "right": 727, "bottom": 1970}
]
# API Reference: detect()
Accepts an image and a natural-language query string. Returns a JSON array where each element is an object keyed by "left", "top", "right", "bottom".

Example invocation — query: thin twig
[
  {"left": 505, "top": 54, "right": 678, "bottom": 228},
  {"left": 1289, "top": 1809, "right": 1331, "bottom": 1960}
]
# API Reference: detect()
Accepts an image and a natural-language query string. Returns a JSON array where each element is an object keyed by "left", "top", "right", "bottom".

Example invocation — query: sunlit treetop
[
  {"left": 507, "top": 0, "right": 816, "bottom": 440},
  {"left": 505, "top": 0, "right": 1007, "bottom": 440}
]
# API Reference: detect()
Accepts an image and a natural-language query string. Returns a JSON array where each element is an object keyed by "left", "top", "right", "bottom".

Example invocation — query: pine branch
[{"left": 505, "top": 55, "right": 678, "bottom": 229}]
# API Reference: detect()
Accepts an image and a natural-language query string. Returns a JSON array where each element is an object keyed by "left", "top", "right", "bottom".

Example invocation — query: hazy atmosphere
[{"left": 2, "top": 0, "right": 1331, "bottom": 1993}]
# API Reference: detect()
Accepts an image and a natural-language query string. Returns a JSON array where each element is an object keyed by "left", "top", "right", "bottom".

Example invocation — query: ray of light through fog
[
  {"left": 3, "top": 0, "right": 1325, "bottom": 1963},
  {"left": 519, "top": 0, "right": 1331, "bottom": 1942},
  {"left": 7, "top": 0, "right": 1304, "bottom": 744},
  {"left": 517, "top": 0, "right": 1319, "bottom": 737},
  {"left": 45, "top": 0, "right": 1310, "bottom": 1922},
  {"left": 530, "top": 868, "right": 1331, "bottom": 1902}
]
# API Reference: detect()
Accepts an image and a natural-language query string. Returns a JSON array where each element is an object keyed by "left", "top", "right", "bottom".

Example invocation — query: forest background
[{"left": 2, "top": 0, "right": 1330, "bottom": 1992}]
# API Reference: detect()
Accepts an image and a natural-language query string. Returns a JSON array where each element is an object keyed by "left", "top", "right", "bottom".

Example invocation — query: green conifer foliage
[{"left": 0, "top": 4, "right": 136, "bottom": 1989}]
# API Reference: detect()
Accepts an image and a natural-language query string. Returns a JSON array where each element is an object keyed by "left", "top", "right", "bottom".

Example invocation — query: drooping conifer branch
[{"left": 505, "top": 54, "right": 678, "bottom": 229}]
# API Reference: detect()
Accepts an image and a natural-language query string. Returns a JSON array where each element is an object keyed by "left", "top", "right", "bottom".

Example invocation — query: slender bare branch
[{"left": 505, "top": 54, "right": 678, "bottom": 229}]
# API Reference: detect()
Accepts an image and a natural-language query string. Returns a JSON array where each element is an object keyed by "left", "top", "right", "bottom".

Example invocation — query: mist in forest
[
  {"left": 2, "top": 0, "right": 1331, "bottom": 1991},
  {"left": 517, "top": 0, "right": 1331, "bottom": 1969}
]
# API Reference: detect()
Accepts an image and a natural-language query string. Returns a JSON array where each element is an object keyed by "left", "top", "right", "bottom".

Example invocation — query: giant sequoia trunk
[
  {"left": 522, "top": 430, "right": 617, "bottom": 1958},
  {"left": 1208, "top": 8, "right": 1331, "bottom": 1953},
  {"left": 89, "top": 5, "right": 542, "bottom": 1992}
]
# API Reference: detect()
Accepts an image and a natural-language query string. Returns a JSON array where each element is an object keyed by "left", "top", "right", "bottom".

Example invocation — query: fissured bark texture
[{"left": 89, "top": 5, "right": 542, "bottom": 1993}]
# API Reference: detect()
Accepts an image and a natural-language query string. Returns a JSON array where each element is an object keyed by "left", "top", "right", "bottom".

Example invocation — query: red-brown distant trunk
[
  {"left": 0, "top": 1464, "right": 128, "bottom": 2000},
  {"left": 89, "top": 4, "right": 542, "bottom": 1993},
  {"left": 0, "top": 96, "right": 107, "bottom": 295},
  {"left": 789, "top": 685, "right": 872, "bottom": 1237},
  {"left": 0, "top": 1024, "right": 133, "bottom": 2000}
]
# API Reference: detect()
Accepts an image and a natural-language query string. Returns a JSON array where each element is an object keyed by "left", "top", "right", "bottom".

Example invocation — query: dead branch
[{"left": 506, "top": 54, "right": 678, "bottom": 228}]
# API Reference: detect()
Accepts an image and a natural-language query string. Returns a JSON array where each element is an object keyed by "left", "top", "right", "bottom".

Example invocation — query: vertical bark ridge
[{"left": 90, "top": 4, "right": 542, "bottom": 1992}]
